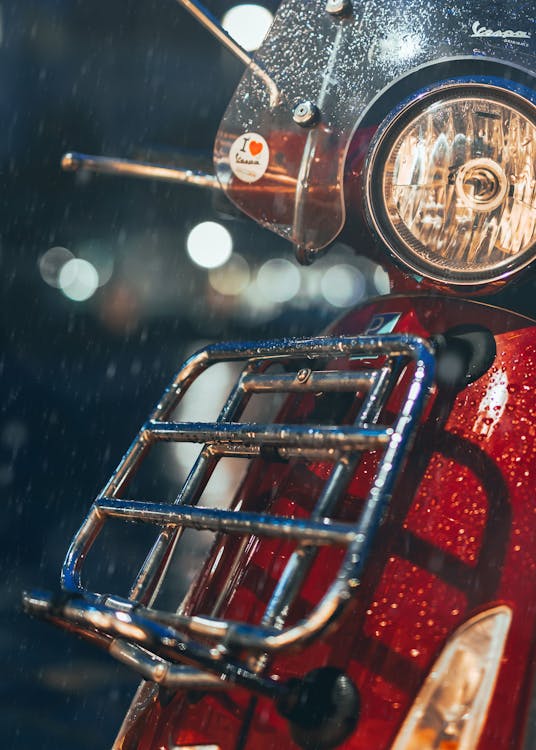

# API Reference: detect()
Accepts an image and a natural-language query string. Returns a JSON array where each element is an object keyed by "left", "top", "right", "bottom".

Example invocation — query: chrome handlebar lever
[
  {"left": 61, "top": 152, "right": 221, "bottom": 190},
  {"left": 60, "top": 1, "right": 280, "bottom": 194}
]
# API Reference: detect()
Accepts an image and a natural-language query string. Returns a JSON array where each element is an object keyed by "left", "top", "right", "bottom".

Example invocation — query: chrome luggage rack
[{"left": 24, "top": 333, "right": 435, "bottom": 698}]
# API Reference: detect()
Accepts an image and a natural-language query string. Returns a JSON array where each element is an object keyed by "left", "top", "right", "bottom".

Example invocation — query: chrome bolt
[
  {"left": 325, "top": 0, "right": 353, "bottom": 16},
  {"left": 294, "top": 244, "right": 315, "bottom": 266},
  {"left": 296, "top": 368, "right": 312, "bottom": 383},
  {"left": 292, "top": 100, "right": 320, "bottom": 127},
  {"left": 153, "top": 663, "right": 167, "bottom": 682}
]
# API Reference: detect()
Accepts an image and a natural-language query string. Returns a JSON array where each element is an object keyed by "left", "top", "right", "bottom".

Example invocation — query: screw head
[
  {"left": 292, "top": 100, "right": 320, "bottom": 127},
  {"left": 325, "top": 0, "right": 353, "bottom": 16},
  {"left": 153, "top": 663, "right": 167, "bottom": 681},
  {"left": 296, "top": 368, "right": 312, "bottom": 383}
]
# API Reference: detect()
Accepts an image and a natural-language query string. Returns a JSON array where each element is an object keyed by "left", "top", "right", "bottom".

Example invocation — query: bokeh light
[
  {"left": 186, "top": 221, "right": 233, "bottom": 269},
  {"left": 39, "top": 246, "right": 74, "bottom": 288},
  {"left": 58, "top": 258, "right": 99, "bottom": 301},
  {"left": 78, "top": 240, "right": 115, "bottom": 287},
  {"left": 373, "top": 264, "right": 390, "bottom": 295},
  {"left": 209, "top": 253, "right": 250, "bottom": 296},
  {"left": 256, "top": 258, "right": 301, "bottom": 303},
  {"left": 222, "top": 4, "right": 273, "bottom": 51},
  {"left": 320, "top": 264, "right": 366, "bottom": 307}
]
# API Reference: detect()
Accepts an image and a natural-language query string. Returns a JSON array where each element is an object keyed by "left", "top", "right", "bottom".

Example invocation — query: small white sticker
[{"left": 229, "top": 132, "right": 269, "bottom": 183}]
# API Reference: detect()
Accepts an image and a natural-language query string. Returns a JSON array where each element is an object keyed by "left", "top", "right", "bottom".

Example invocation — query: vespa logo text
[
  {"left": 229, "top": 132, "right": 270, "bottom": 184},
  {"left": 470, "top": 21, "right": 531, "bottom": 40}
]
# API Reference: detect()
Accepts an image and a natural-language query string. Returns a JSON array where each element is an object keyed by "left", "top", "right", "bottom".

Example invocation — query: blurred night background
[{"left": 2, "top": 1, "right": 536, "bottom": 748}]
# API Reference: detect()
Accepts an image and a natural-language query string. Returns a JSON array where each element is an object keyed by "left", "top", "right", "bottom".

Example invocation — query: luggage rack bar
[
  {"left": 142, "top": 420, "right": 392, "bottom": 449},
  {"left": 24, "top": 333, "right": 435, "bottom": 694},
  {"left": 95, "top": 497, "right": 361, "bottom": 545}
]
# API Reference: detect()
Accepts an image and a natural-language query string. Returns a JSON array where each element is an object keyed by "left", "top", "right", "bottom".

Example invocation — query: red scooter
[{"left": 24, "top": 1, "right": 536, "bottom": 748}]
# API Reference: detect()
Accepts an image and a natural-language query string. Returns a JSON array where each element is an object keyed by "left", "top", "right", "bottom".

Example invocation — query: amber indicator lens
[
  {"left": 391, "top": 607, "right": 512, "bottom": 750},
  {"left": 366, "top": 83, "right": 536, "bottom": 284}
]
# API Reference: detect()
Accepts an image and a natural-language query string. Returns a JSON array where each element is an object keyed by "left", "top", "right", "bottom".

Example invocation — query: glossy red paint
[{"left": 117, "top": 294, "right": 536, "bottom": 750}]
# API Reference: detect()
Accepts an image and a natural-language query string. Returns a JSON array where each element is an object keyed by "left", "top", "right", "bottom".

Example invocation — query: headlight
[{"left": 365, "top": 80, "right": 536, "bottom": 285}]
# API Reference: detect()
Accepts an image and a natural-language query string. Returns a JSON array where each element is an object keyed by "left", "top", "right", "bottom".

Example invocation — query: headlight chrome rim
[{"left": 364, "top": 78, "right": 536, "bottom": 286}]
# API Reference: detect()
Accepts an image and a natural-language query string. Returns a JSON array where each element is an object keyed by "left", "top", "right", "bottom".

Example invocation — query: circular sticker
[{"left": 229, "top": 132, "right": 269, "bottom": 183}]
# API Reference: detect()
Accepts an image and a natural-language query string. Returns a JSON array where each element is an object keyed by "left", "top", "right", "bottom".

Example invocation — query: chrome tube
[
  {"left": 128, "top": 363, "right": 257, "bottom": 605},
  {"left": 175, "top": 0, "right": 280, "bottom": 106},
  {"left": 144, "top": 420, "right": 391, "bottom": 449},
  {"left": 62, "top": 152, "right": 221, "bottom": 189},
  {"left": 96, "top": 497, "right": 359, "bottom": 545}
]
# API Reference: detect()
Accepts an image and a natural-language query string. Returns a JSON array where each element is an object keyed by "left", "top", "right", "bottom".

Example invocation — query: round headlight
[{"left": 365, "top": 80, "right": 536, "bottom": 285}]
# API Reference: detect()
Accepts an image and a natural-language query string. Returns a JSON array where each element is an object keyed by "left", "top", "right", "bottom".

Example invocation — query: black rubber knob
[
  {"left": 433, "top": 324, "right": 496, "bottom": 390},
  {"left": 277, "top": 667, "right": 360, "bottom": 749}
]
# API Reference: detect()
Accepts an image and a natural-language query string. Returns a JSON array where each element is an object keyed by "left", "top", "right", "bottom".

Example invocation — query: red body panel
[{"left": 117, "top": 295, "right": 536, "bottom": 750}]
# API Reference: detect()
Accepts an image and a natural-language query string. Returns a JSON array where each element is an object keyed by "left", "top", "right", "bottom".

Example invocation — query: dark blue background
[{"left": 1, "top": 2, "right": 535, "bottom": 748}]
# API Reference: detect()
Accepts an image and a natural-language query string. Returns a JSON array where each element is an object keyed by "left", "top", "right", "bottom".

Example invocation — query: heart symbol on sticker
[{"left": 249, "top": 141, "right": 263, "bottom": 156}]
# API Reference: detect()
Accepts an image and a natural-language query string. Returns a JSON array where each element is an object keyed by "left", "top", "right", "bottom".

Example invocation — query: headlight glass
[{"left": 365, "top": 81, "right": 536, "bottom": 284}]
